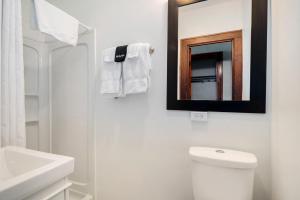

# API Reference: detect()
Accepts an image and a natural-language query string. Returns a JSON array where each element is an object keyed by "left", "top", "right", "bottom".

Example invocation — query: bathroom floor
[{"left": 69, "top": 190, "right": 92, "bottom": 200}]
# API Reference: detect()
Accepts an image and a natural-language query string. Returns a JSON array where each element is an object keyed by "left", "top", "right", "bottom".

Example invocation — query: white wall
[
  {"left": 271, "top": 0, "right": 300, "bottom": 199},
  {"left": 47, "top": 0, "right": 271, "bottom": 200}
]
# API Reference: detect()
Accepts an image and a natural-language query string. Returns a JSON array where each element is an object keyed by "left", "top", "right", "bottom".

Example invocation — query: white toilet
[{"left": 189, "top": 147, "right": 258, "bottom": 200}]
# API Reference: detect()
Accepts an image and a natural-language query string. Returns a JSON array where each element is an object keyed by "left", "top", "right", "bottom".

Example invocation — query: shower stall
[{"left": 22, "top": 1, "right": 96, "bottom": 199}]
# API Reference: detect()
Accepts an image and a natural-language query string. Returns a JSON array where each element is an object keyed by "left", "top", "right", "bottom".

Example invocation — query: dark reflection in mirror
[
  {"left": 180, "top": 32, "right": 244, "bottom": 101},
  {"left": 191, "top": 44, "right": 229, "bottom": 101},
  {"left": 178, "top": 0, "right": 251, "bottom": 101}
]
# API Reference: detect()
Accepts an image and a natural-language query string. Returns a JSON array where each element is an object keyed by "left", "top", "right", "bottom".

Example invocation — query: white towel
[
  {"left": 100, "top": 47, "right": 123, "bottom": 97},
  {"left": 33, "top": 0, "right": 79, "bottom": 46},
  {"left": 123, "top": 43, "right": 152, "bottom": 95},
  {"left": 100, "top": 43, "right": 152, "bottom": 97}
]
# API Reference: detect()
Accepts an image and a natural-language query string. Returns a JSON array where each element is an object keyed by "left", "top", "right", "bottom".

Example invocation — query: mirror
[
  {"left": 167, "top": 0, "right": 268, "bottom": 113},
  {"left": 178, "top": 0, "right": 252, "bottom": 101}
]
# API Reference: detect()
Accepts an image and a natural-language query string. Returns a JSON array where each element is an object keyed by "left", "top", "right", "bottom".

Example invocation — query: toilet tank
[{"left": 189, "top": 147, "right": 258, "bottom": 200}]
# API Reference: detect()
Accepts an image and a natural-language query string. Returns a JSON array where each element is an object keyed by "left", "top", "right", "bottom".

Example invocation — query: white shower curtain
[{"left": 0, "top": 0, "right": 26, "bottom": 147}]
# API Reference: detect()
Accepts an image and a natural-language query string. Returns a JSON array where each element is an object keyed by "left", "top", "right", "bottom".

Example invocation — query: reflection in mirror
[
  {"left": 178, "top": 0, "right": 252, "bottom": 101},
  {"left": 190, "top": 43, "right": 230, "bottom": 101}
]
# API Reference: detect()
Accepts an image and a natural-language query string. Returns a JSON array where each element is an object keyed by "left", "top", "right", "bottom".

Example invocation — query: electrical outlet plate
[{"left": 190, "top": 112, "right": 208, "bottom": 122}]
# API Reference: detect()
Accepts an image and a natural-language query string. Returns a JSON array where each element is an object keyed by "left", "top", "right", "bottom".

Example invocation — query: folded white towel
[
  {"left": 123, "top": 43, "right": 152, "bottom": 95},
  {"left": 100, "top": 47, "right": 123, "bottom": 97},
  {"left": 33, "top": 0, "right": 79, "bottom": 46},
  {"left": 100, "top": 43, "right": 152, "bottom": 98}
]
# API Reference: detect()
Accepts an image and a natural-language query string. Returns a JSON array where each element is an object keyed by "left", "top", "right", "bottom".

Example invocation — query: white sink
[{"left": 0, "top": 146, "right": 74, "bottom": 200}]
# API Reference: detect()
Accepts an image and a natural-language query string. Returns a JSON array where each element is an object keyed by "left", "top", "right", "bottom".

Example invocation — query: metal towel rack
[{"left": 149, "top": 47, "right": 155, "bottom": 55}]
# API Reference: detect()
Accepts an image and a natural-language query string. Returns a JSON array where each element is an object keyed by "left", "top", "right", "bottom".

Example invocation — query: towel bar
[{"left": 150, "top": 47, "right": 155, "bottom": 55}]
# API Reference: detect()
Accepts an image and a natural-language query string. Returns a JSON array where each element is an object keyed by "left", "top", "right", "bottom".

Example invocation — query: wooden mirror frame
[{"left": 167, "top": 0, "right": 268, "bottom": 113}]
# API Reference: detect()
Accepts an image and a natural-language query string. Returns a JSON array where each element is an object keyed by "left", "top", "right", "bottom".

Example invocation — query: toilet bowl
[{"left": 189, "top": 147, "right": 258, "bottom": 200}]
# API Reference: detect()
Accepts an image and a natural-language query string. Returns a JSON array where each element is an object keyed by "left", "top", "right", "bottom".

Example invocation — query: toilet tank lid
[{"left": 189, "top": 147, "right": 258, "bottom": 169}]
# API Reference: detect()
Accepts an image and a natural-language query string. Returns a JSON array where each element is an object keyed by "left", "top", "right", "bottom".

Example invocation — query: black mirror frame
[{"left": 167, "top": 0, "right": 268, "bottom": 113}]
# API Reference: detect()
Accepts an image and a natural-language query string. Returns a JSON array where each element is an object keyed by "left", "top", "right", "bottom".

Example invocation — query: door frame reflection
[{"left": 179, "top": 30, "right": 243, "bottom": 101}]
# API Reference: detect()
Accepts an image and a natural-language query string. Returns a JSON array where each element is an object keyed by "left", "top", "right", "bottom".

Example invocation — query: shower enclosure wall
[{"left": 22, "top": 1, "right": 96, "bottom": 200}]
